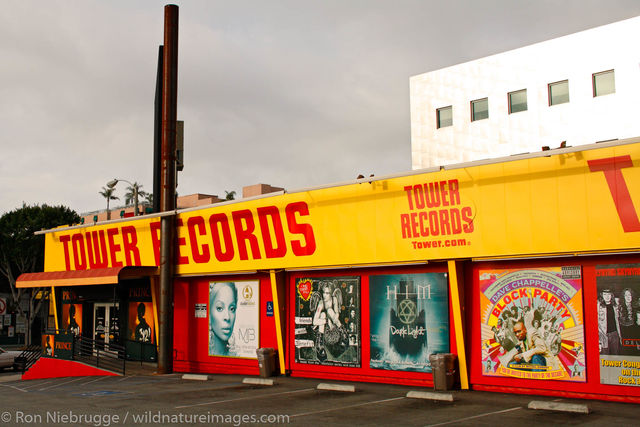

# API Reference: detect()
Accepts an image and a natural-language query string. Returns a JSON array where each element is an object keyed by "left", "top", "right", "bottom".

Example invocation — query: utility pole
[
  {"left": 158, "top": 3, "right": 178, "bottom": 374},
  {"left": 153, "top": 45, "right": 163, "bottom": 215}
]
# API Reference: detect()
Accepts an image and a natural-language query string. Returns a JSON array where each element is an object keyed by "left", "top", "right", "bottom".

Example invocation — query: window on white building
[
  {"left": 508, "top": 89, "right": 527, "bottom": 114},
  {"left": 471, "top": 98, "right": 488, "bottom": 121},
  {"left": 436, "top": 106, "right": 452, "bottom": 128},
  {"left": 593, "top": 70, "right": 615, "bottom": 97},
  {"left": 548, "top": 80, "right": 569, "bottom": 106}
]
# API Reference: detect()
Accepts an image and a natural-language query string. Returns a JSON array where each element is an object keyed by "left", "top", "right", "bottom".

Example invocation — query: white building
[{"left": 410, "top": 16, "right": 640, "bottom": 169}]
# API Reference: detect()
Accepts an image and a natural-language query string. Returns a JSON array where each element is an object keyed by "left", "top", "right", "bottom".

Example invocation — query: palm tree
[
  {"left": 124, "top": 182, "right": 147, "bottom": 216},
  {"left": 99, "top": 186, "right": 119, "bottom": 220},
  {"left": 224, "top": 190, "right": 236, "bottom": 201}
]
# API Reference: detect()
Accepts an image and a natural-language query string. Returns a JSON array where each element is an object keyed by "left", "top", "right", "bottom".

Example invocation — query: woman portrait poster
[{"left": 209, "top": 281, "right": 259, "bottom": 358}]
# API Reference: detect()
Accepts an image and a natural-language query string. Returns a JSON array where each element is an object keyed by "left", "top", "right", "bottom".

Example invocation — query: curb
[
  {"left": 406, "top": 390, "right": 454, "bottom": 402},
  {"left": 243, "top": 377, "right": 275, "bottom": 386},
  {"left": 528, "top": 400, "right": 590, "bottom": 414},
  {"left": 317, "top": 383, "right": 355, "bottom": 392}
]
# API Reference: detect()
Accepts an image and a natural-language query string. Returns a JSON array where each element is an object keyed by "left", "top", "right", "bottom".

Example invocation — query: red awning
[{"left": 16, "top": 266, "right": 158, "bottom": 288}]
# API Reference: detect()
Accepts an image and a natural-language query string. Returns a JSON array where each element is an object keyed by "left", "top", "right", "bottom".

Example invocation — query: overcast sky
[{"left": 1, "top": 0, "right": 639, "bottom": 215}]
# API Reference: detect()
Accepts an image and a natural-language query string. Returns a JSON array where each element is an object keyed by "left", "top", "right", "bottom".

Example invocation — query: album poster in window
[
  {"left": 479, "top": 267, "right": 586, "bottom": 382},
  {"left": 209, "top": 281, "right": 259, "bottom": 358},
  {"left": 369, "top": 273, "right": 449, "bottom": 372},
  {"left": 596, "top": 263, "right": 640, "bottom": 386},
  {"left": 294, "top": 276, "right": 360, "bottom": 367}
]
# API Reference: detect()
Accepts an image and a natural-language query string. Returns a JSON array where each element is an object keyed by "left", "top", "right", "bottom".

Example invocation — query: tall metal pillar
[
  {"left": 153, "top": 45, "right": 163, "bottom": 215},
  {"left": 158, "top": 4, "right": 178, "bottom": 374}
]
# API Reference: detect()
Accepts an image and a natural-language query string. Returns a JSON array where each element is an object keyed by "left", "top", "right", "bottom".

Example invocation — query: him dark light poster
[
  {"left": 294, "top": 276, "right": 360, "bottom": 367},
  {"left": 369, "top": 273, "right": 449, "bottom": 372}
]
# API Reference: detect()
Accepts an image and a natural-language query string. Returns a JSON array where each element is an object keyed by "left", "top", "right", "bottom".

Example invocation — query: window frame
[
  {"left": 436, "top": 106, "right": 453, "bottom": 129},
  {"left": 548, "top": 80, "right": 570, "bottom": 106},
  {"left": 508, "top": 89, "right": 527, "bottom": 114},
  {"left": 470, "top": 98, "right": 489, "bottom": 122},
  {"left": 592, "top": 69, "right": 615, "bottom": 97}
]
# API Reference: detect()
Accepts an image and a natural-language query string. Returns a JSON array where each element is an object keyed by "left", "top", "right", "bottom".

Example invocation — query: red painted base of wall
[
  {"left": 21, "top": 357, "right": 120, "bottom": 380},
  {"left": 473, "top": 384, "right": 640, "bottom": 404}
]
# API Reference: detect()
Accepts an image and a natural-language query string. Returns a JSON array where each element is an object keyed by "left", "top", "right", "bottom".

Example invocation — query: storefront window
[
  {"left": 208, "top": 280, "right": 259, "bottom": 358},
  {"left": 478, "top": 266, "right": 586, "bottom": 382},
  {"left": 294, "top": 276, "right": 361, "bottom": 367},
  {"left": 369, "top": 273, "right": 449, "bottom": 373},
  {"left": 595, "top": 263, "right": 640, "bottom": 386}
]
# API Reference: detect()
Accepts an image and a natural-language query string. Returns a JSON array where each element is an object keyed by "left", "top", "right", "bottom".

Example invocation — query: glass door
[{"left": 93, "top": 303, "right": 119, "bottom": 349}]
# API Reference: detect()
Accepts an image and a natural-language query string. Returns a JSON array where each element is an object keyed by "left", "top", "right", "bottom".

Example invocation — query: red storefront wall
[
  {"left": 468, "top": 255, "right": 640, "bottom": 403},
  {"left": 287, "top": 265, "right": 457, "bottom": 387},
  {"left": 173, "top": 274, "right": 279, "bottom": 375}
]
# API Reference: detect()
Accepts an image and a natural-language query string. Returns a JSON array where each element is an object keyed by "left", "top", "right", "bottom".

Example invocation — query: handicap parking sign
[{"left": 266, "top": 301, "right": 274, "bottom": 317}]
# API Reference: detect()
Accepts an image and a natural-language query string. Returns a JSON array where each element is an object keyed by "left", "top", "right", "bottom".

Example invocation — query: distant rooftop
[{"left": 80, "top": 184, "right": 284, "bottom": 224}]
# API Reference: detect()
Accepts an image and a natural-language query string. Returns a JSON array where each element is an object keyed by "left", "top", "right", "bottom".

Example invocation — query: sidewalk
[{"left": 124, "top": 360, "right": 158, "bottom": 376}]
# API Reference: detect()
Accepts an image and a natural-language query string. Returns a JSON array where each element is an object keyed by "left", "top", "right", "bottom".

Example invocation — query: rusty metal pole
[
  {"left": 158, "top": 4, "right": 178, "bottom": 374},
  {"left": 153, "top": 45, "right": 163, "bottom": 214}
]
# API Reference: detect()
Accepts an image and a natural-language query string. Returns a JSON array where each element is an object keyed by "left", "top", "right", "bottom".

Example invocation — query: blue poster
[{"left": 369, "top": 273, "right": 449, "bottom": 372}]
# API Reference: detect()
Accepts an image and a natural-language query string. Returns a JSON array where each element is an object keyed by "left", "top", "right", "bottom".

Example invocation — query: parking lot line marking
[
  {"left": 0, "top": 383, "right": 28, "bottom": 393},
  {"left": 424, "top": 406, "right": 523, "bottom": 426},
  {"left": 290, "top": 396, "right": 405, "bottom": 418},
  {"left": 80, "top": 376, "right": 109, "bottom": 385},
  {"left": 20, "top": 379, "right": 67, "bottom": 391},
  {"left": 174, "top": 387, "right": 315, "bottom": 409},
  {"left": 38, "top": 377, "right": 86, "bottom": 391}
]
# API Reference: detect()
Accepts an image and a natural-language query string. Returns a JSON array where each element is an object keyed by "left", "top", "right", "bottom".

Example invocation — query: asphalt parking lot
[{"left": 2, "top": 371, "right": 640, "bottom": 426}]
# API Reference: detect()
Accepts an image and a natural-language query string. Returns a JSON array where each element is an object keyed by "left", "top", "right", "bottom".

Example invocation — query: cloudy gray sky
[{"left": 1, "top": 0, "right": 639, "bottom": 215}]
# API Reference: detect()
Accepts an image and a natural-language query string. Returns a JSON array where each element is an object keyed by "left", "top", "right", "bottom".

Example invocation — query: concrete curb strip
[
  {"left": 181, "top": 374, "right": 209, "bottom": 381},
  {"left": 406, "top": 391, "right": 454, "bottom": 402},
  {"left": 243, "top": 378, "right": 275, "bottom": 386},
  {"left": 317, "top": 383, "right": 355, "bottom": 392},
  {"left": 528, "top": 400, "right": 590, "bottom": 414}
]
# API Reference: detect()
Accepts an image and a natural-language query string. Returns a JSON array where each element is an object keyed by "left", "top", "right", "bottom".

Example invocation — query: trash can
[
  {"left": 256, "top": 347, "right": 276, "bottom": 378},
  {"left": 429, "top": 353, "right": 457, "bottom": 391}
]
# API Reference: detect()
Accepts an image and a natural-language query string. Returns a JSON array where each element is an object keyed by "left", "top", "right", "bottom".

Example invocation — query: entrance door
[{"left": 94, "top": 303, "right": 120, "bottom": 349}]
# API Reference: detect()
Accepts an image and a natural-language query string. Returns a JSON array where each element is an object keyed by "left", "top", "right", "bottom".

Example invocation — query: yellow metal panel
[
  {"left": 42, "top": 142, "right": 640, "bottom": 274},
  {"left": 448, "top": 260, "right": 468, "bottom": 390},
  {"left": 51, "top": 286, "right": 58, "bottom": 331},
  {"left": 269, "top": 270, "right": 286, "bottom": 374}
]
